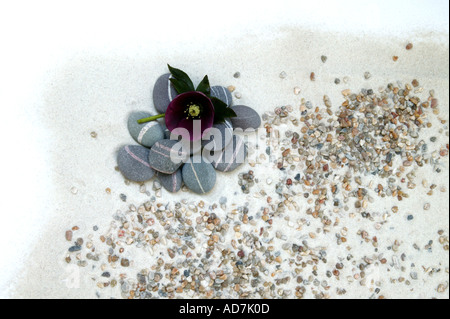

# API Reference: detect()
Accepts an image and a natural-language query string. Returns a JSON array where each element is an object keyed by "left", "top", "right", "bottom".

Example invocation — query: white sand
[{"left": 1, "top": 1, "right": 448, "bottom": 299}]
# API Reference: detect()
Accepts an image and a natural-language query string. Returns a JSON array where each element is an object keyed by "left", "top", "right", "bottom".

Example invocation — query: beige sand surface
[{"left": 4, "top": 26, "right": 448, "bottom": 299}]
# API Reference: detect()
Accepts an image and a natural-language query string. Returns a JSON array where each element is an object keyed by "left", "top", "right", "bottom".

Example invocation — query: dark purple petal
[
  {"left": 165, "top": 91, "right": 215, "bottom": 141},
  {"left": 170, "top": 118, "right": 193, "bottom": 141}
]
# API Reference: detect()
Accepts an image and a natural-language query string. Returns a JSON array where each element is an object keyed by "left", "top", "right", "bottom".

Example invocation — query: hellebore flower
[
  {"left": 137, "top": 65, "right": 236, "bottom": 141},
  {"left": 165, "top": 91, "right": 215, "bottom": 141}
]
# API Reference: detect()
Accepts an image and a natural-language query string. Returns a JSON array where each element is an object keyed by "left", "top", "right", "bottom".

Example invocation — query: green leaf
[
  {"left": 196, "top": 75, "right": 211, "bottom": 95},
  {"left": 169, "top": 78, "right": 193, "bottom": 94},
  {"left": 211, "top": 97, "right": 237, "bottom": 124},
  {"left": 224, "top": 107, "right": 237, "bottom": 118},
  {"left": 167, "top": 64, "right": 195, "bottom": 93}
]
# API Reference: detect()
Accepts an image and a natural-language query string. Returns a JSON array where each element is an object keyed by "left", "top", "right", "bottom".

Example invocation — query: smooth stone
[
  {"left": 207, "top": 135, "right": 247, "bottom": 172},
  {"left": 210, "top": 86, "right": 233, "bottom": 107},
  {"left": 156, "top": 121, "right": 202, "bottom": 155},
  {"left": 117, "top": 145, "right": 155, "bottom": 182},
  {"left": 229, "top": 105, "right": 261, "bottom": 131},
  {"left": 153, "top": 73, "right": 178, "bottom": 114},
  {"left": 158, "top": 118, "right": 171, "bottom": 139},
  {"left": 157, "top": 169, "right": 183, "bottom": 193},
  {"left": 201, "top": 119, "right": 233, "bottom": 151},
  {"left": 148, "top": 139, "right": 187, "bottom": 174},
  {"left": 164, "top": 132, "right": 202, "bottom": 155},
  {"left": 182, "top": 156, "right": 216, "bottom": 194},
  {"left": 184, "top": 139, "right": 202, "bottom": 155},
  {"left": 127, "top": 111, "right": 165, "bottom": 148}
]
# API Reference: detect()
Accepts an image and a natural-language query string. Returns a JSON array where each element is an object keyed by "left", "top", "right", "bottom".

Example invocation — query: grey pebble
[
  {"left": 121, "top": 282, "right": 130, "bottom": 293},
  {"left": 157, "top": 169, "right": 183, "bottom": 193},
  {"left": 162, "top": 128, "right": 196, "bottom": 155},
  {"left": 117, "top": 145, "right": 155, "bottom": 182},
  {"left": 68, "top": 245, "right": 81, "bottom": 252},
  {"left": 210, "top": 86, "right": 233, "bottom": 107},
  {"left": 86, "top": 253, "right": 99, "bottom": 261},
  {"left": 201, "top": 119, "right": 233, "bottom": 151},
  {"left": 158, "top": 119, "right": 171, "bottom": 139},
  {"left": 160, "top": 123, "right": 202, "bottom": 155},
  {"left": 173, "top": 137, "right": 202, "bottom": 155},
  {"left": 182, "top": 156, "right": 216, "bottom": 194},
  {"left": 229, "top": 105, "right": 261, "bottom": 131},
  {"left": 153, "top": 73, "right": 178, "bottom": 114},
  {"left": 148, "top": 139, "right": 187, "bottom": 174},
  {"left": 152, "top": 179, "right": 162, "bottom": 190},
  {"left": 207, "top": 135, "right": 247, "bottom": 172},
  {"left": 127, "top": 111, "right": 164, "bottom": 148}
]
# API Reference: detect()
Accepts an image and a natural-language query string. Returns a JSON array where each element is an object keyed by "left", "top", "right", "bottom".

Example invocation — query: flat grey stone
[
  {"left": 201, "top": 119, "right": 233, "bottom": 151},
  {"left": 184, "top": 139, "right": 202, "bottom": 155},
  {"left": 182, "top": 156, "right": 216, "bottom": 194},
  {"left": 158, "top": 119, "right": 171, "bottom": 139},
  {"left": 153, "top": 73, "right": 178, "bottom": 113},
  {"left": 117, "top": 145, "right": 155, "bottom": 182},
  {"left": 127, "top": 111, "right": 164, "bottom": 148},
  {"left": 229, "top": 105, "right": 261, "bottom": 131},
  {"left": 210, "top": 86, "right": 232, "bottom": 107},
  {"left": 157, "top": 169, "right": 183, "bottom": 193},
  {"left": 208, "top": 135, "right": 247, "bottom": 172},
  {"left": 164, "top": 130, "right": 202, "bottom": 155},
  {"left": 148, "top": 139, "right": 187, "bottom": 174}
]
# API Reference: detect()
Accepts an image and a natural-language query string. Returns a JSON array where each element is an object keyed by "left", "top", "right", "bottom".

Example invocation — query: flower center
[{"left": 185, "top": 102, "right": 202, "bottom": 119}]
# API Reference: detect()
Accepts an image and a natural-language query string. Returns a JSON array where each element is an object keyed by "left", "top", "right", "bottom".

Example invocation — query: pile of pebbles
[
  {"left": 117, "top": 73, "right": 261, "bottom": 194},
  {"left": 238, "top": 170, "right": 256, "bottom": 194},
  {"left": 261, "top": 80, "right": 448, "bottom": 226}
]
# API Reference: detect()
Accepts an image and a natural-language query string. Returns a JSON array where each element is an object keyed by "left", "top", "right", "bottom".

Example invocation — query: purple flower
[{"left": 165, "top": 91, "right": 215, "bottom": 141}]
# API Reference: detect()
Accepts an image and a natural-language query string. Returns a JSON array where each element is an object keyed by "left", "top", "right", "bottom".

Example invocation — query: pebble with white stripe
[
  {"left": 201, "top": 119, "right": 233, "bottom": 151},
  {"left": 182, "top": 156, "right": 216, "bottom": 194},
  {"left": 127, "top": 111, "right": 165, "bottom": 148},
  {"left": 117, "top": 145, "right": 155, "bottom": 182},
  {"left": 153, "top": 73, "right": 178, "bottom": 114},
  {"left": 157, "top": 169, "right": 183, "bottom": 193},
  {"left": 207, "top": 135, "right": 247, "bottom": 172},
  {"left": 148, "top": 139, "right": 187, "bottom": 174}
]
